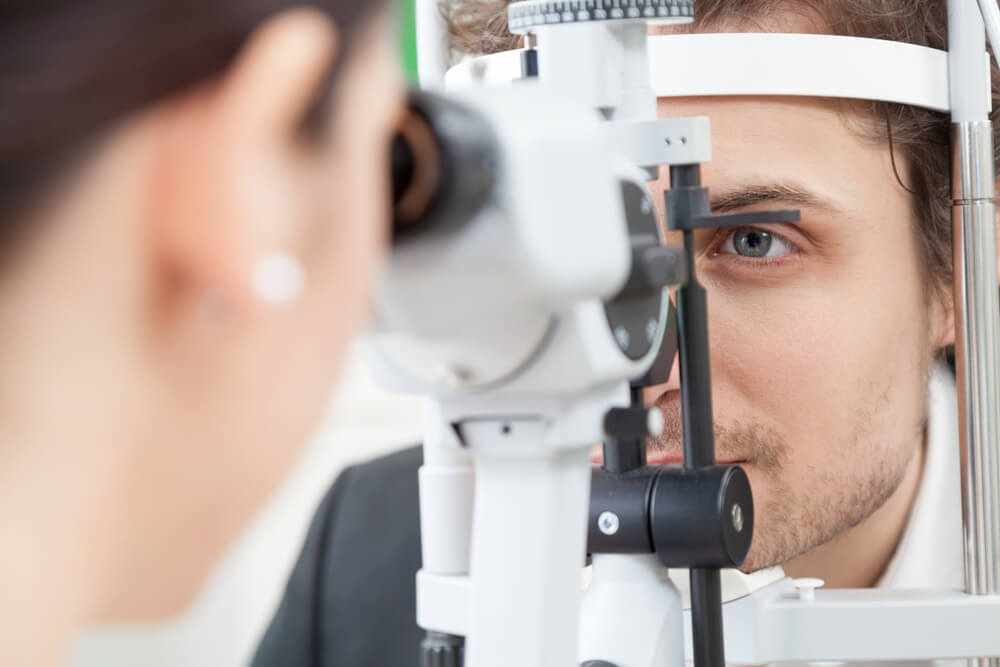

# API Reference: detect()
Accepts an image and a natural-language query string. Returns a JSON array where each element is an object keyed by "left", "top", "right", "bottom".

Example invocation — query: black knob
[
  {"left": 649, "top": 465, "right": 754, "bottom": 568},
  {"left": 421, "top": 632, "right": 464, "bottom": 667},
  {"left": 623, "top": 244, "right": 688, "bottom": 296},
  {"left": 603, "top": 406, "right": 664, "bottom": 442}
]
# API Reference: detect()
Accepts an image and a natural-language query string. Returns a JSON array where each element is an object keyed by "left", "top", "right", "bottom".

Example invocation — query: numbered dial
[{"left": 508, "top": 0, "right": 695, "bottom": 33}]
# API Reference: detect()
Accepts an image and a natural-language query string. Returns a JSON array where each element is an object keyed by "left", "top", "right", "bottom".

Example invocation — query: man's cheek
[{"left": 710, "top": 311, "right": 839, "bottom": 421}]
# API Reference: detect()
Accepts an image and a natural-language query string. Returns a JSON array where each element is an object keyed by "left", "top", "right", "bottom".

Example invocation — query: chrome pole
[
  {"left": 949, "top": 2, "right": 1000, "bottom": 665},
  {"left": 952, "top": 120, "right": 1000, "bottom": 602},
  {"left": 948, "top": 0, "right": 1000, "bottom": 667}
]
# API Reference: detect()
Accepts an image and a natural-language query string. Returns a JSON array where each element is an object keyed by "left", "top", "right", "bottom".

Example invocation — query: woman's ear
[
  {"left": 145, "top": 8, "right": 338, "bottom": 320},
  {"left": 215, "top": 8, "right": 339, "bottom": 148}
]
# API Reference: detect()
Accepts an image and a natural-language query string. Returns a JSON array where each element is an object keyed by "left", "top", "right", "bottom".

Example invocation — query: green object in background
[{"left": 399, "top": 0, "right": 419, "bottom": 83}]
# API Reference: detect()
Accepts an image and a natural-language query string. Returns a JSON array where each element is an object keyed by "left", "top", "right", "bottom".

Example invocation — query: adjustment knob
[
  {"left": 421, "top": 632, "right": 463, "bottom": 667},
  {"left": 650, "top": 466, "right": 755, "bottom": 568},
  {"left": 620, "top": 243, "right": 687, "bottom": 297}
]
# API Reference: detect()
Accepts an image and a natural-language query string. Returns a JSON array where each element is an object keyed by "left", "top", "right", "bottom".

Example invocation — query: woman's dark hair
[{"left": 0, "top": 0, "right": 384, "bottom": 226}]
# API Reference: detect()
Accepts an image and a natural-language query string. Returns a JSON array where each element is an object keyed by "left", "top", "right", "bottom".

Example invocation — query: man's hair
[{"left": 443, "top": 0, "right": 1000, "bottom": 301}]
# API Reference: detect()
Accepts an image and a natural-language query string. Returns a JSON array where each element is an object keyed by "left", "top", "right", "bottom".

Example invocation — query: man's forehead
[
  {"left": 651, "top": 92, "right": 892, "bottom": 215},
  {"left": 696, "top": 158, "right": 869, "bottom": 224}
]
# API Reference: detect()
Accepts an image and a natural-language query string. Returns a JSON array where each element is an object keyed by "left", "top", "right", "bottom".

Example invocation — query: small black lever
[{"left": 681, "top": 208, "right": 801, "bottom": 230}]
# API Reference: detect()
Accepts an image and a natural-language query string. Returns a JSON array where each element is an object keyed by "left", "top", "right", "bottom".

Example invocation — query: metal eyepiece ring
[{"left": 391, "top": 109, "right": 441, "bottom": 232}]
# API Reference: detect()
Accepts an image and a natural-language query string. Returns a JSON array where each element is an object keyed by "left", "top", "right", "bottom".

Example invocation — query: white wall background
[{"left": 67, "top": 345, "right": 425, "bottom": 667}]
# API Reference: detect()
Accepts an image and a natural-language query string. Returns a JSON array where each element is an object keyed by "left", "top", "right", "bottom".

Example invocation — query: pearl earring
[{"left": 251, "top": 252, "right": 306, "bottom": 305}]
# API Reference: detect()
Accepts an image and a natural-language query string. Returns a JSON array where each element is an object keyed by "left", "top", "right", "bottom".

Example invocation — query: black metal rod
[
  {"left": 601, "top": 438, "right": 647, "bottom": 473},
  {"left": 670, "top": 166, "right": 716, "bottom": 471},
  {"left": 669, "top": 164, "right": 726, "bottom": 667},
  {"left": 520, "top": 48, "right": 538, "bottom": 78},
  {"left": 689, "top": 569, "right": 725, "bottom": 667},
  {"left": 676, "top": 257, "right": 715, "bottom": 469},
  {"left": 669, "top": 164, "right": 701, "bottom": 188}
]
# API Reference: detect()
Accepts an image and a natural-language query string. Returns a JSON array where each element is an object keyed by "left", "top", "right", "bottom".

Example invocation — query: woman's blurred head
[{"left": 0, "top": 0, "right": 403, "bottom": 630}]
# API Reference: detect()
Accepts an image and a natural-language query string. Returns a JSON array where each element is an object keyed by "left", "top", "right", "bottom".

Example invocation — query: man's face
[{"left": 640, "top": 95, "right": 951, "bottom": 572}]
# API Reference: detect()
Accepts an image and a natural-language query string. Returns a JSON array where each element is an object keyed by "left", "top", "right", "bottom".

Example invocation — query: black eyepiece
[{"left": 389, "top": 90, "right": 499, "bottom": 243}]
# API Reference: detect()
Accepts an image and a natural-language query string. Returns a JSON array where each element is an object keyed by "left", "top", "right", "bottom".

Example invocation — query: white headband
[{"left": 445, "top": 33, "right": 982, "bottom": 113}]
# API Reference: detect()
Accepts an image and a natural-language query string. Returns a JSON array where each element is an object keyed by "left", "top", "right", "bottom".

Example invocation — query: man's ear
[
  {"left": 146, "top": 8, "right": 338, "bottom": 319},
  {"left": 930, "top": 283, "right": 956, "bottom": 351}
]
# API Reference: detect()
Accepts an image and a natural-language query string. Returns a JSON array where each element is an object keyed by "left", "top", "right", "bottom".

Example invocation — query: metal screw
[
  {"left": 597, "top": 511, "right": 620, "bottom": 536},
  {"left": 614, "top": 326, "right": 631, "bottom": 349},
  {"left": 731, "top": 503, "right": 744, "bottom": 533},
  {"left": 435, "top": 365, "right": 473, "bottom": 388},
  {"left": 645, "top": 317, "right": 658, "bottom": 344}
]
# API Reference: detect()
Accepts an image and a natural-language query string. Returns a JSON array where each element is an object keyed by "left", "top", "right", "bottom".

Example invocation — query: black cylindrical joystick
[{"left": 649, "top": 466, "right": 754, "bottom": 569}]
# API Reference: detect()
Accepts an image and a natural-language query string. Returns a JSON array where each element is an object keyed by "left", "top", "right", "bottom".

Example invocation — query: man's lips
[
  {"left": 591, "top": 390, "right": 750, "bottom": 466},
  {"left": 645, "top": 453, "right": 748, "bottom": 465}
]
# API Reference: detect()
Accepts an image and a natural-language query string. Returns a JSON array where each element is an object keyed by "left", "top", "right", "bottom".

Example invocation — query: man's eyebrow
[{"left": 709, "top": 183, "right": 839, "bottom": 215}]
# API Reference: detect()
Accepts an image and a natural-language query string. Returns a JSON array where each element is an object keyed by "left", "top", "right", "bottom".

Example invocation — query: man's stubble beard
[{"left": 649, "top": 391, "right": 916, "bottom": 573}]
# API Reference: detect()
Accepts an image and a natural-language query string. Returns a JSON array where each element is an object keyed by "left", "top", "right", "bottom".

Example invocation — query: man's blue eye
[{"left": 719, "top": 227, "right": 794, "bottom": 259}]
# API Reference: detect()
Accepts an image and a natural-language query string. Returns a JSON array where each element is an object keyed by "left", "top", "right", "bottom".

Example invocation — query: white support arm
[
  {"left": 685, "top": 579, "right": 1000, "bottom": 663},
  {"left": 417, "top": 573, "right": 1000, "bottom": 663}
]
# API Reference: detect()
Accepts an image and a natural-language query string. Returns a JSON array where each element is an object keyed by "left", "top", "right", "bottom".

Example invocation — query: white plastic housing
[
  {"left": 580, "top": 555, "right": 686, "bottom": 667},
  {"left": 373, "top": 83, "right": 628, "bottom": 338},
  {"left": 370, "top": 83, "right": 651, "bottom": 393}
]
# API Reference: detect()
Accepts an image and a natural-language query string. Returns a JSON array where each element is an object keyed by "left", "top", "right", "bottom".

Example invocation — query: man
[{"left": 253, "top": 0, "right": 999, "bottom": 664}]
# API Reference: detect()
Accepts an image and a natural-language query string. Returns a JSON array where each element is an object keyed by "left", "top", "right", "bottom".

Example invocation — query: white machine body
[
  {"left": 370, "top": 83, "right": 646, "bottom": 393},
  {"left": 367, "top": 78, "right": 676, "bottom": 667},
  {"left": 374, "top": 84, "right": 628, "bottom": 335}
]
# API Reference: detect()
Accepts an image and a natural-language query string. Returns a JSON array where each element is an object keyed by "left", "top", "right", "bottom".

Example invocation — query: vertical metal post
[
  {"left": 952, "top": 120, "right": 1000, "bottom": 599},
  {"left": 948, "top": 3, "right": 1000, "bottom": 667},
  {"left": 670, "top": 165, "right": 726, "bottom": 667}
]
